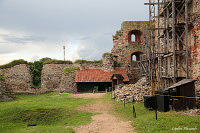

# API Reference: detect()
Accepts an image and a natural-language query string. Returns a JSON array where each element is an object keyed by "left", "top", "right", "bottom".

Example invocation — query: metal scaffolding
[{"left": 144, "top": 0, "right": 190, "bottom": 93}]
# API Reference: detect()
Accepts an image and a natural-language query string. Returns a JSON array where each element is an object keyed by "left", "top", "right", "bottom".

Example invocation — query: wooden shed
[{"left": 166, "top": 79, "right": 197, "bottom": 111}]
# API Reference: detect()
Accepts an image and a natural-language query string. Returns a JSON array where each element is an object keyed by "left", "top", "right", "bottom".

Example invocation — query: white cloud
[{"left": 0, "top": 0, "right": 148, "bottom": 65}]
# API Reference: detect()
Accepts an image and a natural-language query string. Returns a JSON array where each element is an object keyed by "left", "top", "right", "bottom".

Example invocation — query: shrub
[
  {"left": 43, "top": 59, "right": 73, "bottom": 65},
  {"left": 28, "top": 61, "right": 43, "bottom": 88},
  {"left": 0, "top": 75, "right": 5, "bottom": 81},
  {"left": 74, "top": 59, "right": 102, "bottom": 64},
  {"left": 113, "top": 61, "right": 122, "bottom": 67},
  {"left": 0, "top": 59, "right": 28, "bottom": 69},
  {"left": 116, "top": 30, "right": 123, "bottom": 36},
  {"left": 64, "top": 66, "right": 80, "bottom": 74}
]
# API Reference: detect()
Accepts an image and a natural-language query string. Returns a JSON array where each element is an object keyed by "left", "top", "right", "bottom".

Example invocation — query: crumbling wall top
[{"left": 121, "top": 21, "right": 149, "bottom": 32}]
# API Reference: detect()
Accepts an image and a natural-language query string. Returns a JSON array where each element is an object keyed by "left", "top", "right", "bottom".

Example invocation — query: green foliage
[
  {"left": 0, "top": 59, "right": 28, "bottom": 69},
  {"left": 43, "top": 59, "right": 73, "bottom": 65},
  {"left": 28, "top": 61, "right": 43, "bottom": 88},
  {"left": 64, "top": 67, "right": 80, "bottom": 74},
  {"left": 116, "top": 30, "right": 123, "bottom": 36},
  {"left": 0, "top": 73, "right": 5, "bottom": 81},
  {"left": 103, "top": 52, "right": 112, "bottom": 57},
  {"left": 113, "top": 61, "right": 122, "bottom": 67},
  {"left": 28, "top": 57, "right": 53, "bottom": 88},
  {"left": 0, "top": 92, "right": 94, "bottom": 133},
  {"left": 74, "top": 59, "right": 102, "bottom": 64}
]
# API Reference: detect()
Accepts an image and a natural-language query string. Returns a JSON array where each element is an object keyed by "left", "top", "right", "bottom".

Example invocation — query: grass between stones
[
  {"left": 104, "top": 93, "right": 200, "bottom": 133},
  {"left": 0, "top": 92, "right": 95, "bottom": 133}
]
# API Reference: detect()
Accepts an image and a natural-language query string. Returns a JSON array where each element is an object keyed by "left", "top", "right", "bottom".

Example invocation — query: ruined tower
[{"left": 112, "top": 21, "right": 149, "bottom": 83}]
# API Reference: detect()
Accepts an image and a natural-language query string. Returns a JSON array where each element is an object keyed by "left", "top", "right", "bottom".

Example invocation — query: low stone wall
[{"left": 0, "top": 64, "right": 34, "bottom": 94}]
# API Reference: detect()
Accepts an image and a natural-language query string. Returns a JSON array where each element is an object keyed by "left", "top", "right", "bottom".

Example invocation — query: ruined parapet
[
  {"left": 112, "top": 21, "right": 149, "bottom": 66},
  {"left": 0, "top": 64, "right": 33, "bottom": 94}
]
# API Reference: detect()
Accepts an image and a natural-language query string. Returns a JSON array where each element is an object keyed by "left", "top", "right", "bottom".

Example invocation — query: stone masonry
[
  {"left": 41, "top": 54, "right": 114, "bottom": 92},
  {"left": 0, "top": 64, "right": 33, "bottom": 94},
  {"left": 112, "top": 21, "right": 149, "bottom": 83}
]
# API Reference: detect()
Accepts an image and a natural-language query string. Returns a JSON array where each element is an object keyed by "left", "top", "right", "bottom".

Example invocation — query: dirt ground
[
  {"left": 68, "top": 93, "right": 106, "bottom": 99},
  {"left": 69, "top": 93, "right": 134, "bottom": 133}
]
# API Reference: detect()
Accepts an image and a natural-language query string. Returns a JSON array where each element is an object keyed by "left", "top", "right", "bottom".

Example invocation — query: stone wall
[
  {"left": 0, "top": 64, "right": 34, "bottom": 94},
  {"left": 41, "top": 64, "right": 73, "bottom": 92},
  {"left": 41, "top": 55, "right": 114, "bottom": 92}
]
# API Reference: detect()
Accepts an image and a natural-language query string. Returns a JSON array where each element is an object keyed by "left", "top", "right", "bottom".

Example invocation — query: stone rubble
[{"left": 114, "top": 77, "right": 151, "bottom": 102}]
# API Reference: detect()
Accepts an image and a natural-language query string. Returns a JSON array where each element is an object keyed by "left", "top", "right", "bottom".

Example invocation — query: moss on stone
[
  {"left": 0, "top": 59, "right": 28, "bottom": 69},
  {"left": 122, "top": 21, "right": 149, "bottom": 31},
  {"left": 103, "top": 52, "right": 112, "bottom": 57},
  {"left": 43, "top": 59, "right": 73, "bottom": 65},
  {"left": 74, "top": 59, "right": 102, "bottom": 64},
  {"left": 0, "top": 75, "right": 5, "bottom": 81},
  {"left": 64, "top": 66, "right": 80, "bottom": 74},
  {"left": 115, "top": 30, "right": 123, "bottom": 36}
]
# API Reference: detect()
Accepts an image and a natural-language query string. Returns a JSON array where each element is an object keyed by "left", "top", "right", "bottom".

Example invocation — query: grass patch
[
  {"left": 0, "top": 92, "right": 95, "bottom": 133},
  {"left": 64, "top": 67, "right": 80, "bottom": 74},
  {"left": 105, "top": 93, "right": 200, "bottom": 133}
]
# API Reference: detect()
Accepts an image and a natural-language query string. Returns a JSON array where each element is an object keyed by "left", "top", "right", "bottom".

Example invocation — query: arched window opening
[
  {"left": 131, "top": 34, "right": 136, "bottom": 42},
  {"left": 132, "top": 55, "right": 136, "bottom": 62},
  {"left": 128, "top": 30, "right": 143, "bottom": 44}
]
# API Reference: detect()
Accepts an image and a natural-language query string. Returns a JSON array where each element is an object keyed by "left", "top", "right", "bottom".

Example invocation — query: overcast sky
[{"left": 0, "top": 0, "right": 148, "bottom": 65}]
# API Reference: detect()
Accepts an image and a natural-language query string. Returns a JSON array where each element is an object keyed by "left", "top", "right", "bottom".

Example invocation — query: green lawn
[
  {"left": 0, "top": 92, "right": 95, "bottom": 133},
  {"left": 105, "top": 93, "right": 200, "bottom": 133}
]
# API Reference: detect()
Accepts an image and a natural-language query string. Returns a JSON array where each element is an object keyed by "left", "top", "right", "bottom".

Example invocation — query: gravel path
[{"left": 69, "top": 93, "right": 134, "bottom": 133}]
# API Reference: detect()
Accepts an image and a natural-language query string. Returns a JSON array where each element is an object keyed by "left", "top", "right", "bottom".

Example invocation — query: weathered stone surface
[
  {"left": 114, "top": 77, "right": 151, "bottom": 102},
  {"left": 60, "top": 72, "right": 77, "bottom": 93},
  {"left": 0, "top": 80, "right": 13, "bottom": 102},
  {"left": 41, "top": 64, "right": 73, "bottom": 92},
  {"left": 0, "top": 64, "right": 33, "bottom": 94}
]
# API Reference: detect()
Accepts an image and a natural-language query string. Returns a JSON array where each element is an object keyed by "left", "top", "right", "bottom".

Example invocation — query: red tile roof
[{"left": 75, "top": 68, "right": 129, "bottom": 83}]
